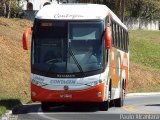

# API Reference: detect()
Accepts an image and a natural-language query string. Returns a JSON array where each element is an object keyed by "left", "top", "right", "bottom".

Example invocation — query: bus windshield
[{"left": 32, "top": 20, "right": 104, "bottom": 74}]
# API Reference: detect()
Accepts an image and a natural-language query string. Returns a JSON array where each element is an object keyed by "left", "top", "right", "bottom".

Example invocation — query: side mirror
[
  {"left": 22, "top": 27, "right": 32, "bottom": 50},
  {"left": 105, "top": 26, "right": 112, "bottom": 49}
]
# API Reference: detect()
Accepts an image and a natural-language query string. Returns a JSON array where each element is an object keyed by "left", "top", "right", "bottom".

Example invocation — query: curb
[{"left": 127, "top": 92, "right": 160, "bottom": 97}]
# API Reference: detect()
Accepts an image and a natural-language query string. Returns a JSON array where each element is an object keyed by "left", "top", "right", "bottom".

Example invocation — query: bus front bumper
[{"left": 31, "top": 83, "right": 106, "bottom": 102}]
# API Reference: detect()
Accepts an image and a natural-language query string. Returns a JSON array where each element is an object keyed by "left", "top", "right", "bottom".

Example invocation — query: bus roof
[{"left": 35, "top": 4, "right": 127, "bottom": 30}]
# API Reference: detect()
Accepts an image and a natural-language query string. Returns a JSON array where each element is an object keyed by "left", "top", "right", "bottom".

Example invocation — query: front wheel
[
  {"left": 99, "top": 101, "right": 109, "bottom": 111},
  {"left": 114, "top": 88, "right": 125, "bottom": 107},
  {"left": 41, "top": 102, "right": 50, "bottom": 111},
  {"left": 99, "top": 90, "right": 111, "bottom": 111}
]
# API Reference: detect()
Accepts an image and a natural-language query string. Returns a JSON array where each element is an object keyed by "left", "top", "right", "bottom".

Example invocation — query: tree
[
  {"left": 126, "top": 0, "right": 160, "bottom": 19},
  {"left": 100, "top": 0, "right": 160, "bottom": 19},
  {"left": 103, "top": 0, "right": 126, "bottom": 21},
  {"left": 10, "top": 0, "right": 23, "bottom": 18},
  {"left": 0, "top": 0, "right": 22, "bottom": 18},
  {"left": 0, "top": 0, "right": 7, "bottom": 17},
  {"left": 103, "top": 0, "right": 116, "bottom": 13},
  {"left": 7, "top": 0, "right": 11, "bottom": 18},
  {"left": 115, "top": 0, "right": 125, "bottom": 21}
]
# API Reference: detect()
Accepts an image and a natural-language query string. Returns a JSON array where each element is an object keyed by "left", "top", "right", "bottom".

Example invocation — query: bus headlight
[
  {"left": 85, "top": 79, "right": 103, "bottom": 86},
  {"left": 32, "top": 79, "right": 47, "bottom": 86},
  {"left": 86, "top": 81, "right": 98, "bottom": 86}
]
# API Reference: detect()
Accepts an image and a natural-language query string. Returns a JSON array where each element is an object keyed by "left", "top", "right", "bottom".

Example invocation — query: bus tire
[
  {"left": 99, "top": 87, "right": 111, "bottom": 111},
  {"left": 99, "top": 100, "right": 109, "bottom": 111},
  {"left": 114, "top": 88, "right": 125, "bottom": 107},
  {"left": 41, "top": 102, "right": 50, "bottom": 111}
]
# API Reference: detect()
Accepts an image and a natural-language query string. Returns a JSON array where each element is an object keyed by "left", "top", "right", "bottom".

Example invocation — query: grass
[
  {"left": 129, "top": 30, "right": 160, "bottom": 92},
  {"left": 129, "top": 30, "right": 160, "bottom": 70},
  {"left": 0, "top": 99, "right": 22, "bottom": 116},
  {"left": 0, "top": 107, "right": 6, "bottom": 116},
  {"left": 129, "top": 63, "right": 160, "bottom": 93},
  {"left": 0, "top": 18, "right": 32, "bottom": 116},
  {"left": 0, "top": 18, "right": 160, "bottom": 115}
]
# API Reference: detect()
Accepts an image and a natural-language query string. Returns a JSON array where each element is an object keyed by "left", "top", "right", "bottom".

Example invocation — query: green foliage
[
  {"left": 103, "top": 0, "right": 116, "bottom": 12},
  {"left": 103, "top": 0, "right": 160, "bottom": 19},
  {"left": 0, "top": 99, "right": 22, "bottom": 116},
  {"left": 0, "top": 0, "right": 23, "bottom": 18},
  {"left": 0, "top": 107, "right": 6, "bottom": 116},
  {"left": 126, "top": 0, "right": 160, "bottom": 19},
  {"left": 129, "top": 30, "right": 160, "bottom": 93},
  {"left": 10, "top": 1, "right": 23, "bottom": 18}
]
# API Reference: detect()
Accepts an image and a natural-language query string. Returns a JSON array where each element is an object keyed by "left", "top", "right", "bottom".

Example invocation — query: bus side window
[
  {"left": 113, "top": 23, "right": 116, "bottom": 46},
  {"left": 118, "top": 26, "right": 121, "bottom": 48},
  {"left": 120, "top": 28, "right": 123, "bottom": 50},
  {"left": 111, "top": 21, "right": 115, "bottom": 45},
  {"left": 116, "top": 24, "right": 119, "bottom": 47},
  {"left": 115, "top": 24, "right": 117, "bottom": 47},
  {"left": 105, "top": 16, "right": 110, "bottom": 26},
  {"left": 117, "top": 25, "right": 119, "bottom": 48},
  {"left": 121, "top": 29, "right": 124, "bottom": 51},
  {"left": 126, "top": 32, "right": 129, "bottom": 51},
  {"left": 124, "top": 31, "right": 126, "bottom": 51}
]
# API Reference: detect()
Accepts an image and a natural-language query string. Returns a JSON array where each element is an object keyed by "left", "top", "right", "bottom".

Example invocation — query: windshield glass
[{"left": 32, "top": 20, "right": 104, "bottom": 74}]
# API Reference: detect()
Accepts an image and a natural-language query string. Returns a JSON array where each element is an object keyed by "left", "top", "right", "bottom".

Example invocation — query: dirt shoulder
[{"left": 129, "top": 63, "right": 160, "bottom": 92}]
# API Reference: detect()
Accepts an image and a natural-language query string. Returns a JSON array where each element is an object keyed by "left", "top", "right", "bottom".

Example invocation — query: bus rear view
[{"left": 22, "top": 4, "right": 129, "bottom": 111}]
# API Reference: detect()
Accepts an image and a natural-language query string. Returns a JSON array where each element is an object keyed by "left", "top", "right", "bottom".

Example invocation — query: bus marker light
[
  {"left": 97, "top": 92, "right": 102, "bottom": 97},
  {"left": 32, "top": 91, "right": 36, "bottom": 96},
  {"left": 41, "top": 22, "right": 52, "bottom": 27}
]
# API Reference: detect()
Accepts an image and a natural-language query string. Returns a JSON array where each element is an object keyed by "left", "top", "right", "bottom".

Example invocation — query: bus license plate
[{"left": 60, "top": 94, "right": 72, "bottom": 98}]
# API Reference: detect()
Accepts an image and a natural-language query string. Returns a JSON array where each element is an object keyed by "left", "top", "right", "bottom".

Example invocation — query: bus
[{"left": 22, "top": 4, "right": 129, "bottom": 111}]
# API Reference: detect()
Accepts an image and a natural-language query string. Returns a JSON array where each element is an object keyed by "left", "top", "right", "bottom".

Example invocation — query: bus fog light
[
  {"left": 97, "top": 92, "right": 102, "bottom": 97},
  {"left": 32, "top": 91, "right": 36, "bottom": 96},
  {"left": 99, "top": 79, "right": 103, "bottom": 83}
]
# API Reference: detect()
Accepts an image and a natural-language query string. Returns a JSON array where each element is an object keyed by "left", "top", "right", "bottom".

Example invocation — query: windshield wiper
[{"left": 68, "top": 48, "right": 85, "bottom": 76}]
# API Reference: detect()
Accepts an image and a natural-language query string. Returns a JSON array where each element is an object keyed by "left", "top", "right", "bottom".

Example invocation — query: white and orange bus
[{"left": 22, "top": 4, "right": 129, "bottom": 111}]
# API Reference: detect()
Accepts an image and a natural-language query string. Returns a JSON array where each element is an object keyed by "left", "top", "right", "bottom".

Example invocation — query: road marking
[
  {"left": 123, "top": 102, "right": 160, "bottom": 114},
  {"left": 38, "top": 108, "right": 60, "bottom": 120}
]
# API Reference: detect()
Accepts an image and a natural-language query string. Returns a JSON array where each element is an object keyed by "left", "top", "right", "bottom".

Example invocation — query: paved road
[{"left": 11, "top": 94, "right": 160, "bottom": 120}]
